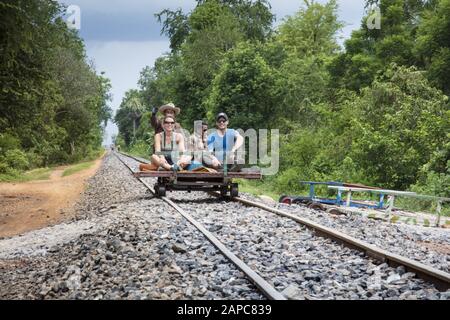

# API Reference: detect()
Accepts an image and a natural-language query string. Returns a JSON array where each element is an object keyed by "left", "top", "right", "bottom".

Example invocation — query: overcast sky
[{"left": 57, "top": 0, "right": 366, "bottom": 145}]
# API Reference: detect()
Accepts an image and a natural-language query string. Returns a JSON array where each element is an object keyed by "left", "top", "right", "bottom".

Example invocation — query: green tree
[
  {"left": 206, "top": 42, "right": 280, "bottom": 129},
  {"left": 195, "top": 0, "right": 274, "bottom": 41},
  {"left": 328, "top": 0, "right": 432, "bottom": 92},
  {"left": 156, "top": 0, "right": 274, "bottom": 52},
  {"left": 277, "top": 0, "right": 343, "bottom": 57},
  {"left": 114, "top": 90, "right": 145, "bottom": 146},
  {"left": 155, "top": 8, "right": 190, "bottom": 52},
  {"left": 348, "top": 65, "right": 449, "bottom": 189},
  {"left": 274, "top": 0, "right": 343, "bottom": 128},
  {"left": 0, "top": 0, "right": 112, "bottom": 169},
  {"left": 151, "top": 0, "right": 275, "bottom": 129},
  {"left": 414, "top": 0, "right": 450, "bottom": 95}
]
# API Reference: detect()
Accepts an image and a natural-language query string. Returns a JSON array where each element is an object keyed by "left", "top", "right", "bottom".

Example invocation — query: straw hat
[{"left": 159, "top": 102, "right": 180, "bottom": 115}]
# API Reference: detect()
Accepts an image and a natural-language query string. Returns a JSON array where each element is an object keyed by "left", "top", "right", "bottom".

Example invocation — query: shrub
[
  {"left": 0, "top": 133, "right": 20, "bottom": 156},
  {"left": 0, "top": 161, "right": 10, "bottom": 174},
  {"left": 26, "top": 151, "right": 44, "bottom": 168},
  {"left": 128, "top": 140, "right": 152, "bottom": 158},
  {"left": 5, "top": 149, "right": 29, "bottom": 170},
  {"left": 47, "top": 149, "right": 69, "bottom": 165}
]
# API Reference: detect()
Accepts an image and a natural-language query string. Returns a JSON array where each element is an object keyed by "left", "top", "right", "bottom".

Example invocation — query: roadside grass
[
  {"left": 0, "top": 167, "right": 53, "bottom": 182},
  {"left": 0, "top": 150, "right": 104, "bottom": 183},
  {"left": 62, "top": 161, "right": 96, "bottom": 177},
  {"left": 235, "top": 179, "right": 279, "bottom": 201},
  {"left": 126, "top": 141, "right": 151, "bottom": 159},
  {"left": 395, "top": 197, "right": 450, "bottom": 217}
]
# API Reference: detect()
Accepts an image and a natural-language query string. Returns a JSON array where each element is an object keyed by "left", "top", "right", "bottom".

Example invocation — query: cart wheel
[
  {"left": 220, "top": 186, "right": 228, "bottom": 197},
  {"left": 308, "top": 202, "right": 324, "bottom": 211},
  {"left": 279, "top": 196, "right": 292, "bottom": 205},
  {"left": 230, "top": 183, "right": 239, "bottom": 197},
  {"left": 328, "top": 208, "right": 345, "bottom": 216},
  {"left": 155, "top": 185, "right": 166, "bottom": 197}
]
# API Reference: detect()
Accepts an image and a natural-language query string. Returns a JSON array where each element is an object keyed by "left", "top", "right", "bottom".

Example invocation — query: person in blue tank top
[{"left": 206, "top": 112, "right": 244, "bottom": 170}]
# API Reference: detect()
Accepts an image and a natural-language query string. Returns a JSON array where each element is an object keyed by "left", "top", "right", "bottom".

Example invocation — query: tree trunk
[{"left": 133, "top": 118, "right": 136, "bottom": 142}]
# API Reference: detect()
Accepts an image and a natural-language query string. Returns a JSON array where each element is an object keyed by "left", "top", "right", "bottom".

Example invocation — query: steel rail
[
  {"left": 116, "top": 151, "right": 450, "bottom": 291},
  {"left": 113, "top": 151, "right": 286, "bottom": 300},
  {"left": 228, "top": 195, "right": 450, "bottom": 291},
  {"left": 116, "top": 151, "right": 149, "bottom": 164}
]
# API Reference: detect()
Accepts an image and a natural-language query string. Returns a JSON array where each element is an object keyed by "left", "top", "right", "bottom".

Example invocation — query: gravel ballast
[
  {"left": 0, "top": 153, "right": 262, "bottom": 300},
  {"left": 1, "top": 152, "right": 448, "bottom": 300}
]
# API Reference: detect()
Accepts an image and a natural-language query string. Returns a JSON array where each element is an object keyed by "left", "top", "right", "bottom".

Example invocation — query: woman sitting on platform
[{"left": 148, "top": 115, "right": 190, "bottom": 171}]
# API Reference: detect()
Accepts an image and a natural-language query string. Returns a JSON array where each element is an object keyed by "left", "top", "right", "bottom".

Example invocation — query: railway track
[
  {"left": 115, "top": 151, "right": 450, "bottom": 297},
  {"left": 113, "top": 152, "right": 285, "bottom": 300}
]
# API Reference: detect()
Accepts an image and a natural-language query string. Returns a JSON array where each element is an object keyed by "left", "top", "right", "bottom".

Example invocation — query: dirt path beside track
[{"left": 0, "top": 157, "right": 104, "bottom": 238}]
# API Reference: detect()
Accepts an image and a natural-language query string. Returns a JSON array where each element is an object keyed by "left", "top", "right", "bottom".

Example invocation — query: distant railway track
[{"left": 115, "top": 151, "right": 450, "bottom": 293}]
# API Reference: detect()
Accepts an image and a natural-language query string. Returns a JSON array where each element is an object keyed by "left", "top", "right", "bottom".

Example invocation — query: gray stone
[
  {"left": 301, "top": 270, "right": 322, "bottom": 282},
  {"left": 439, "top": 291, "right": 450, "bottom": 300},
  {"left": 171, "top": 243, "right": 187, "bottom": 254},
  {"left": 386, "top": 273, "right": 401, "bottom": 284},
  {"left": 281, "top": 284, "right": 304, "bottom": 300}
]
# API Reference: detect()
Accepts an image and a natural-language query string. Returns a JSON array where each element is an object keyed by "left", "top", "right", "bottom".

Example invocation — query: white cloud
[{"left": 59, "top": 0, "right": 196, "bottom": 15}]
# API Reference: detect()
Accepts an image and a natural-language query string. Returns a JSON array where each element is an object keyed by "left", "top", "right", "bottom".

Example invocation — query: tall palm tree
[{"left": 125, "top": 94, "right": 145, "bottom": 143}]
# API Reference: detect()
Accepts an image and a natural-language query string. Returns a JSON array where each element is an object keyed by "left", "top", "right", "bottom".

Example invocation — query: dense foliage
[
  {"left": 0, "top": 0, "right": 111, "bottom": 178},
  {"left": 115, "top": 0, "right": 449, "bottom": 198}
]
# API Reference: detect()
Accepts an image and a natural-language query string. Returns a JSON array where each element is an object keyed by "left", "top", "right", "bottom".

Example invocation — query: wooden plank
[
  {"left": 343, "top": 183, "right": 381, "bottom": 190},
  {"left": 134, "top": 171, "right": 262, "bottom": 179},
  {"left": 328, "top": 186, "right": 416, "bottom": 196}
]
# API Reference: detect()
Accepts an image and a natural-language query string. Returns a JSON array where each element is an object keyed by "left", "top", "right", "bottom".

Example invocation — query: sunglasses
[{"left": 164, "top": 121, "right": 175, "bottom": 124}]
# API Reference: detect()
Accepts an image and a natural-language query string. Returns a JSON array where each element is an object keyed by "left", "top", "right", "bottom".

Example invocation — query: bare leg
[
  {"left": 139, "top": 163, "right": 158, "bottom": 171},
  {"left": 150, "top": 155, "right": 161, "bottom": 167},
  {"left": 202, "top": 154, "right": 221, "bottom": 169},
  {"left": 161, "top": 162, "right": 172, "bottom": 170},
  {"left": 152, "top": 155, "right": 172, "bottom": 170},
  {"left": 177, "top": 155, "right": 192, "bottom": 170}
]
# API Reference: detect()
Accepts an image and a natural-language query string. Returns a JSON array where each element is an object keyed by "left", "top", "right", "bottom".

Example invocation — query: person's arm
[
  {"left": 151, "top": 109, "right": 159, "bottom": 129},
  {"left": 177, "top": 133, "right": 185, "bottom": 153},
  {"left": 206, "top": 134, "right": 221, "bottom": 167},
  {"left": 231, "top": 131, "right": 244, "bottom": 153},
  {"left": 154, "top": 133, "right": 161, "bottom": 152},
  {"left": 176, "top": 133, "right": 191, "bottom": 166},
  {"left": 207, "top": 134, "right": 215, "bottom": 152}
]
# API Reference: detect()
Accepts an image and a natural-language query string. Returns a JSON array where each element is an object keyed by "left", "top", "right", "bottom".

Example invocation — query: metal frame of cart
[{"left": 134, "top": 171, "right": 261, "bottom": 197}]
